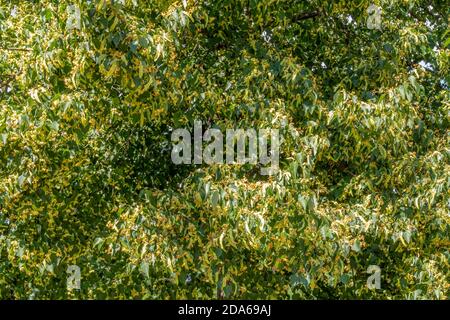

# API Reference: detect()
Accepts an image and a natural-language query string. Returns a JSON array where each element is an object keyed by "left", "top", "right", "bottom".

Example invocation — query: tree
[{"left": 0, "top": 0, "right": 448, "bottom": 299}]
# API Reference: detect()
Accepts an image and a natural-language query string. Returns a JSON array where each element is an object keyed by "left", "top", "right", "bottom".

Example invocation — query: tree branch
[{"left": 293, "top": 11, "right": 320, "bottom": 22}]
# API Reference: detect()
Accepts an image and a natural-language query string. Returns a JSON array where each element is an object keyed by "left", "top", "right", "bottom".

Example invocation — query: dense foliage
[{"left": 0, "top": 0, "right": 448, "bottom": 299}]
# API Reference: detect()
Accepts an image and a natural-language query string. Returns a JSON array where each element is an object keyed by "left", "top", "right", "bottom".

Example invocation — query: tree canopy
[{"left": 0, "top": 0, "right": 448, "bottom": 299}]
